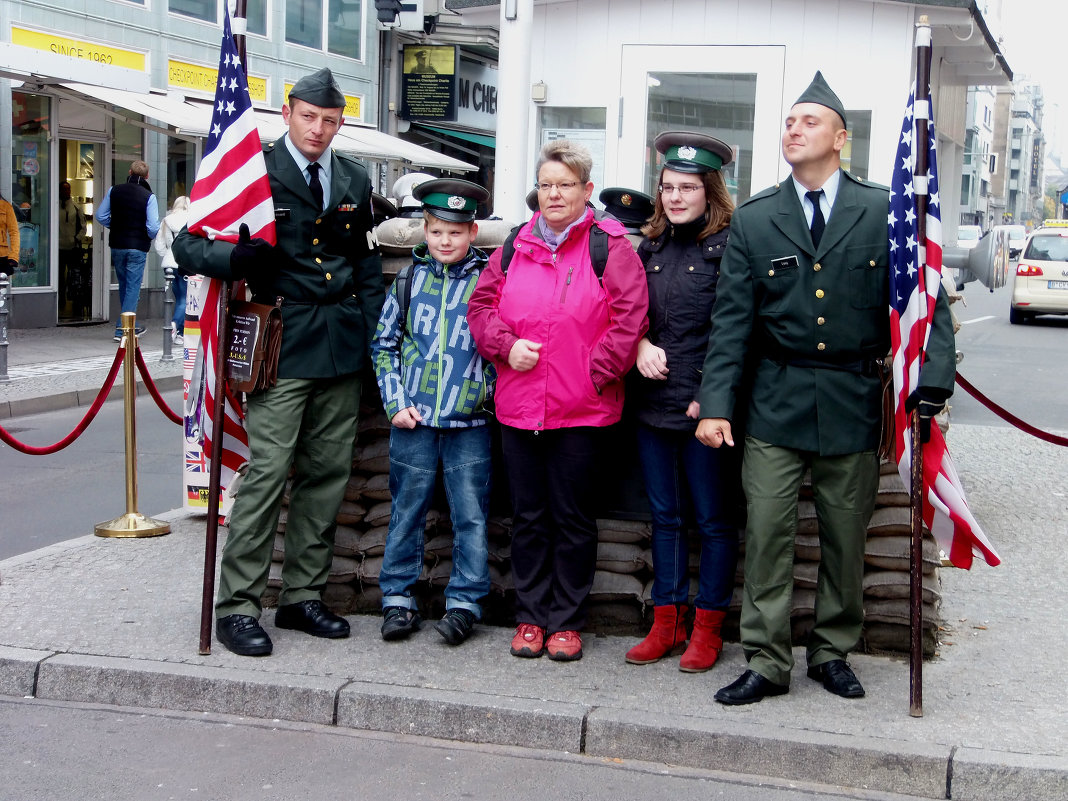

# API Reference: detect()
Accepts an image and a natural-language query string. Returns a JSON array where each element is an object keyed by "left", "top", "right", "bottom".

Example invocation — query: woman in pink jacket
[{"left": 468, "top": 140, "right": 648, "bottom": 661}]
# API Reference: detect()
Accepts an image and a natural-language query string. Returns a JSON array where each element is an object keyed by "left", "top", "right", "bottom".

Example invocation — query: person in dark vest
[
  {"left": 174, "top": 67, "right": 385, "bottom": 657},
  {"left": 95, "top": 160, "right": 160, "bottom": 341}
]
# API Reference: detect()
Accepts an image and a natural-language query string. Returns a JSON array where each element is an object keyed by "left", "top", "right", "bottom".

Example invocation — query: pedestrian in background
[
  {"left": 0, "top": 194, "right": 18, "bottom": 277},
  {"left": 625, "top": 131, "right": 739, "bottom": 673},
  {"left": 95, "top": 160, "right": 160, "bottom": 341},
  {"left": 697, "top": 72, "right": 956, "bottom": 705},
  {"left": 468, "top": 139, "right": 649, "bottom": 662},
  {"left": 58, "top": 181, "right": 86, "bottom": 315},
  {"left": 154, "top": 196, "right": 190, "bottom": 345}
]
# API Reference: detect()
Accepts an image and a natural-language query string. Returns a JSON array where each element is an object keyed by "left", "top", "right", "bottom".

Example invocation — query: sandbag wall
[{"left": 261, "top": 217, "right": 942, "bottom": 657}]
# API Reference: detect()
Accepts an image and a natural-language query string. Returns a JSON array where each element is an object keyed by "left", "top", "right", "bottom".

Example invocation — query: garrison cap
[
  {"left": 793, "top": 71, "right": 847, "bottom": 128},
  {"left": 289, "top": 68, "right": 346, "bottom": 109},
  {"left": 599, "top": 187, "right": 654, "bottom": 234},
  {"left": 653, "top": 131, "right": 734, "bottom": 174},
  {"left": 414, "top": 178, "right": 489, "bottom": 223}
]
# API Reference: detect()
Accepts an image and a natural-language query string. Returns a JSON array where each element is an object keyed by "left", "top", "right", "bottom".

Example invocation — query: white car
[
  {"left": 1010, "top": 220, "right": 1068, "bottom": 324},
  {"left": 1004, "top": 225, "right": 1027, "bottom": 259},
  {"left": 956, "top": 225, "right": 983, "bottom": 249}
]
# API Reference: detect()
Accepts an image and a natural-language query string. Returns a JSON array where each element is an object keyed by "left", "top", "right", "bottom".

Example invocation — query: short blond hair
[
  {"left": 129, "top": 160, "right": 149, "bottom": 178},
  {"left": 535, "top": 140, "right": 592, "bottom": 184}
]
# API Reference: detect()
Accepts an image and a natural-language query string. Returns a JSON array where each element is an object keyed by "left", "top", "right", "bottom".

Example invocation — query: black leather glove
[
  {"left": 229, "top": 223, "right": 280, "bottom": 289},
  {"left": 1, "top": 258, "right": 16, "bottom": 276},
  {"left": 905, "top": 387, "right": 950, "bottom": 443}
]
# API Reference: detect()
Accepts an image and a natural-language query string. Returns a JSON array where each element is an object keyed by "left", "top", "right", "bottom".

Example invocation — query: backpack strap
[
  {"left": 499, "top": 224, "right": 523, "bottom": 275},
  {"left": 393, "top": 263, "right": 414, "bottom": 335},
  {"left": 502, "top": 222, "right": 610, "bottom": 285}
]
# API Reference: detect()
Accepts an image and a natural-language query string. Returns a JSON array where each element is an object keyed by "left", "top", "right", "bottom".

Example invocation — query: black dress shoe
[
  {"left": 435, "top": 609, "right": 476, "bottom": 646},
  {"left": 807, "top": 659, "right": 865, "bottom": 698},
  {"left": 274, "top": 600, "right": 350, "bottom": 639},
  {"left": 714, "top": 670, "right": 789, "bottom": 705},
  {"left": 217, "top": 614, "right": 273, "bottom": 656}
]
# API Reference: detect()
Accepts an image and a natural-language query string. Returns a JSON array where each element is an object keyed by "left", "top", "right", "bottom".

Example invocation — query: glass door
[
  {"left": 616, "top": 45, "right": 787, "bottom": 203},
  {"left": 58, "top": 139, "right": 103, "bottom": 322}
]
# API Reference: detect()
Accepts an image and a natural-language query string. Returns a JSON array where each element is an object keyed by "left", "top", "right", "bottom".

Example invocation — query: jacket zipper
[
  {"left": 433, "top": 271, "right": 448, "bottom": 425},
  {"left": 559, "top": 255, "right": 573, "bottom": 303}
]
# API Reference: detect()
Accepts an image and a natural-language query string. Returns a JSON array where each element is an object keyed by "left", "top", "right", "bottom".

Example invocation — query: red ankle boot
[
  {"left": 679, "top": 608, "right": 726, "bottom": 673},
  {"left": 625, "top": 604, "right": 688, "bottom": 665}
]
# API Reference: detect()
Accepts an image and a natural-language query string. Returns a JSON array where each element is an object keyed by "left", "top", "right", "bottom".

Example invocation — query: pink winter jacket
[{"left": 468, "top": 208, "right": 648, "bottom": 430}]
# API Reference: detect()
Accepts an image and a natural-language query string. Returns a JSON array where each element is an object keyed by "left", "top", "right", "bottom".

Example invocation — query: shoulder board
[
  {"left": 843, "top": 171, "right": 890, "bottom": 193},
  {"left": 737, "top": 182, "right": 783, "bottom": 208}
]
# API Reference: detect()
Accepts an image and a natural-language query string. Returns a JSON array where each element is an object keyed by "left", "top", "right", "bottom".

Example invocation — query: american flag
[
  {"left": 887, "top": 92, "right": 1000, "bottom": 569},
  {"left": 185, "top": 7, "right": 276, "bottom": 486}
]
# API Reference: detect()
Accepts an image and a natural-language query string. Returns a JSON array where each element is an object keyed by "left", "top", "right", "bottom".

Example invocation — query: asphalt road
[
  {"left": 0, "top": 387, "right": 184, "bottom": 560},
  {"left": 0, "top": 698, "right": 926, "bottom": 801},
  {"left": 949, "top": 277, "right": 1066, "bottom": 430}
]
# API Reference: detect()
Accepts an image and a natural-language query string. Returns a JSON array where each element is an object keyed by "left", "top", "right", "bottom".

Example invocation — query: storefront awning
[
  {"left": 52, "top": 82, "right": 476, "bottom": 172},
  {"left": 416, "top": 124, "right": 496, "bottom": 149}
]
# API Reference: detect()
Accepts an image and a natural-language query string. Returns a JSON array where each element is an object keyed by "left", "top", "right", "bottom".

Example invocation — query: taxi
[{"left": 1010, "top": 219, "right": 1068, "bottom": 324}]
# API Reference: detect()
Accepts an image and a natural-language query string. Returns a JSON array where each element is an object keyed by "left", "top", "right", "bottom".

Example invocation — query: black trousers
[{"left": 501, "top": 425, "right": 601, "bottom": 633}]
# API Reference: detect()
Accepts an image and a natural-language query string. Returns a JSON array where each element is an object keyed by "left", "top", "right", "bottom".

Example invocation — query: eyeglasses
[
  {"left": 535, "top": 181, "right": 582, "bottom": 193},
  {"left": 658, "top": 183, "right": 703, "bottom": 196}
]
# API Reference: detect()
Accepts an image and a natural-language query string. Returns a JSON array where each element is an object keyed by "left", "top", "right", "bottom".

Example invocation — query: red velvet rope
[
  {"left": 956, "top": 371, "right": 1068, "bottom": 447},
  {"left": 135, "top": 346, "right": 183, "bottom": 425},
  {"left": 0, "top": 347, "right": 127, "bottom": 455}
]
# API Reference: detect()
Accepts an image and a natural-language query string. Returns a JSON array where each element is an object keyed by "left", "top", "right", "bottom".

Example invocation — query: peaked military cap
[
  {"left": 793, "top": 71, "right": 847, "bottom": 128},
  {"left": 653, "top": 131, "right": 734, "bottom": 174},
  {"left": 414, "top": 178, "right": 489, "bottom": 223},
  {"left": 370, "top": 192, "right": 399, "bottom": 226},
  {"left": 289, "top": 68, "right": 346, "bottom": 109},
  {"left": 599, "top": 187, "right": 655, "bottom": 234},
  {"left": 525, "top": 188, "right": 540, "bottom": 213}
]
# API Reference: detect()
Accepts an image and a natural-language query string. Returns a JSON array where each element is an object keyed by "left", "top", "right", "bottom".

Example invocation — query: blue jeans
[
  {"left": 379, "top": 425, "right": 492, "bottom": 618},
  {"left": 112, "top": 248, "right": 147, "bottom": 333},
  {"left": 636, "top": 424, "right": 739, "bottom": 610},
  {"left": 171, "top": 274, "right": 187, "bottom": 333}
]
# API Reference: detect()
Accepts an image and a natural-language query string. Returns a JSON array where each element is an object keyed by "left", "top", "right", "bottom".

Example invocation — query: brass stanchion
[{"left": 95, "top": 312, "right": 171, "bottom": 538}]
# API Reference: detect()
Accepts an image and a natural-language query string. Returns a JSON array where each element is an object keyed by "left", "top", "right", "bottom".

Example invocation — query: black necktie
[
  {"left": 307, "top": 162, "right": 324, "bottom": 212},
  {"left": 806, "top": 189, "right": 825, "bottom": 248}
]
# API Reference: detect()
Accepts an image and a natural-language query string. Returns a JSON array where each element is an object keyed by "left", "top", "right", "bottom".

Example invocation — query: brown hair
[
  {"left": 422, "top": 211, "right": 477, "bottom": 230},
  {"left": 641, "top": 167, "right": 734, "bottom": 240},
  {"left": 130, "top": 160, "right": 150, "bottom": 178}
]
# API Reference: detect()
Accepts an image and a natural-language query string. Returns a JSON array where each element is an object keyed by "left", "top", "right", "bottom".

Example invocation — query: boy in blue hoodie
[{"left": 371, "top": 178, "right": 495, "bottom": 645}]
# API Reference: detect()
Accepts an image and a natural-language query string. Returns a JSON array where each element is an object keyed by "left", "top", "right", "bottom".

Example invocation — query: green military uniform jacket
[
  {"left": 699, "top": 170, "right": 955, "bottom": 455},
  {"left": 174, "top": 135, "right": 385, "bottom": 380}
]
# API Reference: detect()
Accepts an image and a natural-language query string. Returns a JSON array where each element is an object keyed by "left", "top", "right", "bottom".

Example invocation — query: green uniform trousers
[
  {"left": 215, "top": 375, "right": 362, "bottom": 619},
  {"left": 739, "top": 436, "right": 879, "bottom": 686}
]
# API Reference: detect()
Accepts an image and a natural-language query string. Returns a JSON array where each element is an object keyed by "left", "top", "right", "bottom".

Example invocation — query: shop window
[
  {"left": 247, "top": 0, "right": 267, "bottom": 36},
  {"left": 842, "top": 110, "right": 871, "bottom": 181},
  {"left": 646, "top": 72, "right": 756, "bottom": 203},
  {"left": 165, "top": 137, "right": 197, "bottom": 210},
  {"left": 286, "top": 0, "right": 363, "bottom": 60},
  {"left": 10, "top": 92, "right": 52, "bottom": 289},
  {"left": 169, "top": 0, "right": 216, "bottom": 22}
]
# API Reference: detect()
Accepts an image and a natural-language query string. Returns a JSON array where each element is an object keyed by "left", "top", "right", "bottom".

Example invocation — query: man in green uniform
[
  {"left": 175, "top": 68, "right": 385, "bottom": 656},
  {"left": 696, "top": 72, "right": 955, "bottom": 703}
]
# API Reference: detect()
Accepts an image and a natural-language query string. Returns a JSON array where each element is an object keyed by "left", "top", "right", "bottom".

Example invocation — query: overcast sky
[{"left": 995, "top": 0, "right": 1067, "bottom": 159}]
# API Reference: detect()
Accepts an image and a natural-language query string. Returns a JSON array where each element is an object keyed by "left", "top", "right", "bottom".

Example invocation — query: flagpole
[
  {"left": 908, "top": 14, "right": 933, "bottom": 718},
  {"left": 199, "top": 0, "right": 248, "bottom": 655}
]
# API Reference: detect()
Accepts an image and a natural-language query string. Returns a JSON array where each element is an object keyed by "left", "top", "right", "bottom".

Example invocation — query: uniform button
[
  {"left": 688, "top": 265, "right": 694, "bottom": 271},
  {"left": 346, "top": 224, "right": 351, "bottom": 230},
  {"left": 312, "top": 238, "right": 319, "bottom": 245},
  {"left": 869, "top": 259, "right": 876, "bottom": 267},
  {"left": 315, "top": 218, "right": 322, "bottom": 225},
  {"left": 768, "top": 269, "right": 775, "bottom": 276},
  {"left": 817, "top": 316, "right": 826, "bottom": 325},
  {"left": 817, "top": 342, "right": 826, "bottom": 351},
  {"left": 325, "top": 272, "right": 332, "bottom": 280},
  {"left": 815, "top": 289, "right": 825, "bottom": 299},
  {"left": 315, "top": 257, "right": 322, "bottom": 264},
  {"left": 653, "top": 265, "right": 660, "bottom": 271},
  {"left": 813, "top": 262, "right": 822, "bottom": 272}
]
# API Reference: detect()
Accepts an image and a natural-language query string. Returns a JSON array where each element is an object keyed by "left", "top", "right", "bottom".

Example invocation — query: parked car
[
  {"left": 956, "top": 225, "right": 983, "bottom": 249},
  {"left": 1009, "top": 220, "right": 1068, "bottom": 324}
]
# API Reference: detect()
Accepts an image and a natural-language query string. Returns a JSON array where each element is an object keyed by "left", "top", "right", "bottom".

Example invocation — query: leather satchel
[{"left": 226, "top": 298, "right": 283, "bottom": 394}]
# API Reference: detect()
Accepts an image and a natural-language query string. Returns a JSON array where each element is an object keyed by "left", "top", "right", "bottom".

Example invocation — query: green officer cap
[
  {"left": 793, "top": 71, "right": 847, "bottom": 128},
  {"left": 653, "top": 131, "right": 734, "bottom": 174},
  {"left": 289, "top": 67, "right": 345, "bottom": 109},
  {"left": 414, "top": 178, "right": 490, "bottom": 223}
]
